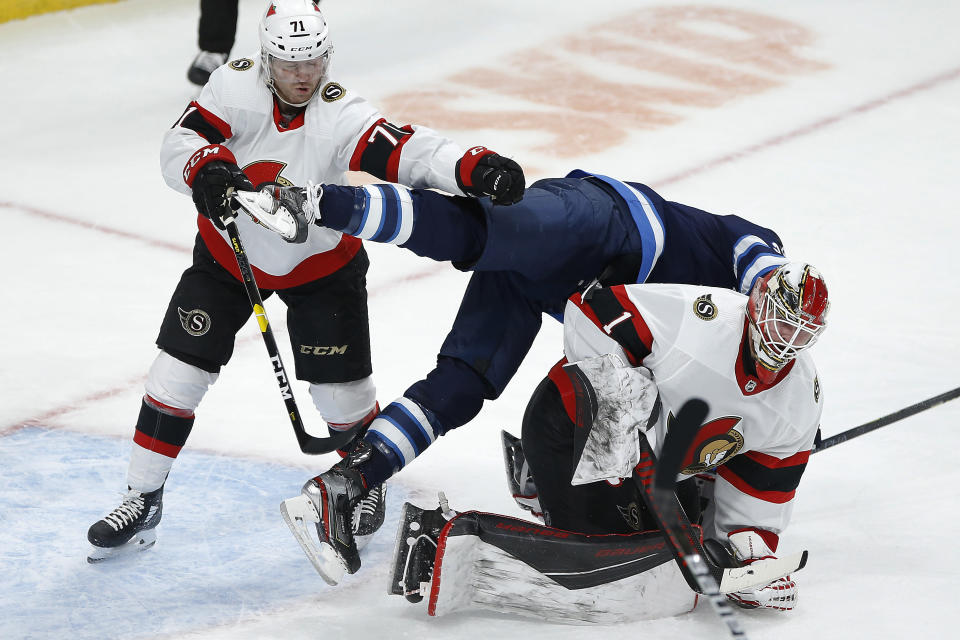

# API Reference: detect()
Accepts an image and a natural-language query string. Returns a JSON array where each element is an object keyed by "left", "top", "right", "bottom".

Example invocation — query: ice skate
[
  {"left": 87, "top": 485, "right": 164, "bottom": 563},
  {"left": 352, "top": 482, "right": 387, "bottom": 551},
  {"left": 187, "top": 50, "right": 227, "bottom": 86},
  {"left": 281, "top": 467, "right": 368, "bottom": 585},
  {"left": 389, "top": 492, "right": 455, "bottom": 603}
]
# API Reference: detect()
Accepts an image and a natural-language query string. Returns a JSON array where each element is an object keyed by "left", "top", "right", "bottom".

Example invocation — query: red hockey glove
[
  {"left": 191, "top": 161, "right": 254, "bottom": 229},
  {"left": 726, "top": 529, "right": 798, "bottom": 611},
  {"left": 455, "top": 146, "right": 525, "bottom": 205}
]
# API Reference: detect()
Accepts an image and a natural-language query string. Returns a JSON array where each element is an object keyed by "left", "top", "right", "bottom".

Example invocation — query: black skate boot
[
  {"left": 352, "top": 482, "right": 387, "bottom": 551},
  {"left": 187, "top": 51, "right": 227, "bottom": 86},
  {"left": 87, "top": 485, "right": 164, "bottom": 563},
  {"left": 280, "top": 442, "right": 381, "bottom": 585},
  {"left": 389, "top": 493, "right": 455, "bottom": 603}
]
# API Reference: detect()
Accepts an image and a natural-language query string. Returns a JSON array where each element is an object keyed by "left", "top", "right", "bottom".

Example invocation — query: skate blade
[
  {"left": 280, "top": 495, "right": 346, "bottom": 585},
  {"left": 232, "top": 190, "right": 299, "bottom": 241},
  {"left": 87, "top": 528, "right": 157, "bottom": 564}
]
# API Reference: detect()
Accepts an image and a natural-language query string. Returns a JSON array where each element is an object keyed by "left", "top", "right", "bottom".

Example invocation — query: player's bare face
[{"left": 270, "top": 56, "right": 327, "bottom": 105}]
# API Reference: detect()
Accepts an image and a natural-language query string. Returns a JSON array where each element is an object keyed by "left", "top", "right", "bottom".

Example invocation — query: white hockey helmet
[
  {"left": 259, "top": 0, "right": 333, "bottom": 106},
  {"left": 747, "top": 262, "right": 829, "bottom": 381}
]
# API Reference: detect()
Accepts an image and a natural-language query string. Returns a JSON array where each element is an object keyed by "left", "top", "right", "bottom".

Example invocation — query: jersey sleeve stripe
[
  {"left": 177, "top": 101, "right": 233, "bottom": 143},
  {"left": 716, "top": 451, "right": 808, "bottom": 504},
  {"left": 738, "top": 253, "right": 788, "bottom": 294},
  {"left": 571, "top": 286, "right": 652, "bottom": 365},
  {"left": 349, "top": 118, "right": 415, "bottom": 182},
  {"left": 732, "top": 235, "right": 769, "bottom": 278}
]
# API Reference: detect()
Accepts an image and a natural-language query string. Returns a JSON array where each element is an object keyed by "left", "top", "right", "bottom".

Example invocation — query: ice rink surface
[{"left": 1, "top": 1, "right": 958, "bottom": 638}]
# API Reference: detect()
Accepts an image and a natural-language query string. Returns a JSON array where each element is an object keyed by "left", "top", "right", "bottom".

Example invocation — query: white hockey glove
[
  {"left": 726, "top": 529, "right": 798, "bottom": 611},
  {"left": 566, "top": 353, "right": 658, "bottom": 485}
]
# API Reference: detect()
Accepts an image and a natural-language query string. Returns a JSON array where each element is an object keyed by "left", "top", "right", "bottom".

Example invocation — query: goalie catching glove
[{"left": 724, "top": 529, "right": 798, "bottom": 611}]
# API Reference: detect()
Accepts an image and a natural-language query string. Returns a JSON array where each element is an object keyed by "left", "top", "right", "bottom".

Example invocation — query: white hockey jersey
[
  {"left": 160, "top": 55, "right": 470, "bottom": 289},
  {"left": 562, "top": 283, "right": 823, "bottom": 547}
]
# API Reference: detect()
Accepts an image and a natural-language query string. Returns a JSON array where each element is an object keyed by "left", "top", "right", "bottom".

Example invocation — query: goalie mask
[
  {"left": 259, "top": 0, "right": 333, "bottom": 107},
  {"left": 747, "top": 262, "right": 829, "bottom": 382}
]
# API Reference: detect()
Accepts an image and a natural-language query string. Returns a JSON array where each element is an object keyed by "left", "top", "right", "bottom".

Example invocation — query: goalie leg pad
[{"left": 426, "top": 511, "right": 695, "bottom": 623}]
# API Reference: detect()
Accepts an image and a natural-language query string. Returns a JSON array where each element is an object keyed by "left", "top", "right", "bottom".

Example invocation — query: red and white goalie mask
[{"left": 747, "top": 262, "right": 829, "bottom": 381}]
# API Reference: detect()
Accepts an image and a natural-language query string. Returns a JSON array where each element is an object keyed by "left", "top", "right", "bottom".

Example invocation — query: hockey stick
[
  {"left": 220, "top": 202, "right": 364, "bottom": 455},
  {"left": 814, "top": 385, "right": 960, "bottom": 453},
  {"left": 635, "top": 399, "right": 749, "bottom": 639}
]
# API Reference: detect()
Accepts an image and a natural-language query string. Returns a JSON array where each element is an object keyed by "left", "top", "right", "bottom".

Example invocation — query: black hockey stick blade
[
  {"left": 654, "top": 398, "right": 710, "bottom": 492},
  {"left": 814, "top": 385, "right": 960, "bottom": 452},
  {"left": 296, "top": 421, "right": 366, "bottom": 454}
]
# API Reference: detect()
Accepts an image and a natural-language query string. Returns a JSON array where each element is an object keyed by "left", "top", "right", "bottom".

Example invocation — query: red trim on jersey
[
  {"left": 717, "top": 463, "right": 798, "bottom": 504},
  {"left": 272, "top": 99, "right": 306, "bottom": 132},
  {"left": 191, "top": 101, "right": 233, "bottom": 141},
  {"left": 348, "top": 118, "right": 381, "bottom": 171},
  {"left": 728, "top": 527, "right": 781, "bottom": 554},
  {"left": 197, "top": 216, "right": 362, "bottom": 289},
  {"left": 609, "top": 285, "right": 654, "bottom": 361},
  {"left": 546, "top": 358, "right": 576, "bottom": 423},
  {"left": 745, "top": 449, "right": 810, "bottom": 469},
  {"left": 427, "top": 516, "right": 460, "bottom": 616},
  {"left": 734, "top": 319, "right": 794, "bottom": 395},
  {"left": 568, "top": 292, "right": 607, "bottom": 334},
  {"left": 182, "top": 144, "right": 238, "bottom": 187},
  {"left": 132, "top": 431, "right": 182, "bottom": 459},
  {"left": 143, "top": 394, "right": 195, "bottom": 419}
]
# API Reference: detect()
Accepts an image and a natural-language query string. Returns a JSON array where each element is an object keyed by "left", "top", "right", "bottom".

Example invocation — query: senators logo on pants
[{"left": 178, "top": 307, "right": 212, "bottom": 336}]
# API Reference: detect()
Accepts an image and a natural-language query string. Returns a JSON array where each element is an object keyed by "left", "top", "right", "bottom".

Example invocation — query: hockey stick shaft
[
  {"left": 222, "top": 209, "right": 363, "bottom": 455},
  {"left": 635, "top": 399, "right": 749, "bottom": 639},
  {"left": 814, "top": 385, "right": 960, "bottom": 452}
]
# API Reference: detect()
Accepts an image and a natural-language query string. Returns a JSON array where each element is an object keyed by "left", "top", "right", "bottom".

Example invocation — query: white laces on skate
[
  {"left": 352, "top": 484, "right": 384, "bottom": 531},
  {"left": 102, "top": 491, "right": 145, "bottom": 531}
]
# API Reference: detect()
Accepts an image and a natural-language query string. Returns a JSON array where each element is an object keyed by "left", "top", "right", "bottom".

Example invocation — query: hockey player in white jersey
[
  {"left": 85, "top": 0, "right": 525, "bottom": 563},
  {"left": 388, "top": 263, "right": 828, "bottom": 620}
]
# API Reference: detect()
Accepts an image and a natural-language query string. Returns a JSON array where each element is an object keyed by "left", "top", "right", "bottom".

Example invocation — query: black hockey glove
[
  {"left": 191, "top": 160, "right": 254, "bottom": 229},
  {"left": 456, "top": 146, "right": 525, "bottom": 206}
]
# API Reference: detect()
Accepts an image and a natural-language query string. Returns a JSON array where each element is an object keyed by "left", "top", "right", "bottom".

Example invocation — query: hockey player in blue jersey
[{"left": 245, "top": 170, "right": 791, "bottom": 583}]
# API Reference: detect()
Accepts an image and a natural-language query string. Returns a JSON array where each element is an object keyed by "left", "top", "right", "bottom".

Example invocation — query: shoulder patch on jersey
[
  {"left": 228, "top": 58, "right": 255, "bottom": 71},
  {"left": 321, "top": 82, "right": 345, "bottom": 102},
  {"left": 693, "top": 293, "right": 718, "bottom": 321},
  {"left": 814, "top": 376, "right": 820, "bottom": 402}
]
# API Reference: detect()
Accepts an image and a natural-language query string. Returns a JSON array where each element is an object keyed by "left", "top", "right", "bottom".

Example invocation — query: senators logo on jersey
[
  {"left": 674, "top": 414, "right": 745, "bottom": 474},
  {"left": 321, "top": 82, "right": 345, "bottom": 102},
  {"left": 693, "top": 293, "right": 718, "bottom": 320},
  {"left": 228, "top": 58, "right": 255, "bottom": 71}
]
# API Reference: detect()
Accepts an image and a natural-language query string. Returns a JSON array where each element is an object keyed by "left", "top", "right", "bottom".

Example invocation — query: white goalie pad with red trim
[{"left": 426, "top": 512, "right": 696, "bottom": 623}]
